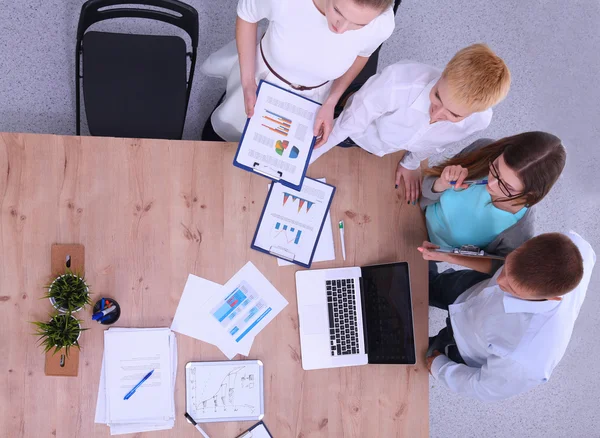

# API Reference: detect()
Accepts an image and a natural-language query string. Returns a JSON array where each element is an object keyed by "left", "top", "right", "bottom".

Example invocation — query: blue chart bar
[
  {"left": 283, "top": 225, "right": 288, "bottom": 230},
  {"left": 235, "top": 307, "right": 272, "bottom": 343},
  {"left": 275, "top": 222, "right": 280, "bottom": 230},
  {"left": 294, "top": 230, "right": 302, "bottom": 244}
]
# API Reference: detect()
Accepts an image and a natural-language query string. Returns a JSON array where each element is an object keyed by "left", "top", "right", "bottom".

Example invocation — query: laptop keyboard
[{"left": 326, "top": 279, "right": 360, "bottom": 356}]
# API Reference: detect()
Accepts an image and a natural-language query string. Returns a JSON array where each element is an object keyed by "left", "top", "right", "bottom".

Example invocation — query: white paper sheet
[
  {"left": 170, "top": 274, "right": 251, "bottom": 359},
  {"left": 236, "top": 81, "right": 321, "bottom": 188},
  {"left": 276, "top": 178, "right": 335, "bottom": 266},
  {"left": 203, "top": 262, "right": 289, "bottom": 355},
  {"left": 95, "top": 328, "right": 177, "bottom": 435},
  {"left": 254, "top": 178, "right": 335, "bottom": 266}
]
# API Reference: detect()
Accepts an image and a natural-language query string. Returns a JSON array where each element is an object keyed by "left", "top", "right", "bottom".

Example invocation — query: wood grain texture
[{"left": 0, "top": 133, "right": 428, "bottom": 438}]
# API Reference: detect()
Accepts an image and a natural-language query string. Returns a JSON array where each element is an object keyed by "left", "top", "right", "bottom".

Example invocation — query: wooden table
[{"left": 0, "top": 133, "right": 428, "bottom": 438}]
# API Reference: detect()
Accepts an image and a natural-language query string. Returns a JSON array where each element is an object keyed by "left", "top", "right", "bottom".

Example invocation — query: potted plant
[
  {"left": 44, "top": 270, "right": 91, "bottom": 313},
  {"left": 32, "top": 313, "right": 87, "bottom": 357}
]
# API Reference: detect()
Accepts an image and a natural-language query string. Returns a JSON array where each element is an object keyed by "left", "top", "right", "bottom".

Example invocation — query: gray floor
[{"left": 1, "top": 1, "right": 599, "bottom": 437}]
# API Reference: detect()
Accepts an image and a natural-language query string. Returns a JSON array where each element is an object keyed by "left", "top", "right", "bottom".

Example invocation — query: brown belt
[{"left": 259, "top": 39, "right": 329, "bottom": 92}]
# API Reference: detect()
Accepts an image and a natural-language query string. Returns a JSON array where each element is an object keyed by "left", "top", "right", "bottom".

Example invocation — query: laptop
[{"left": 295, "top": 262, "right": 416, "bottom": 370}]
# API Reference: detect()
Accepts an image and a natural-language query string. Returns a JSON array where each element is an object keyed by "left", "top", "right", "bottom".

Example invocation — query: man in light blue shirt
[{"left": 426, "top": 231, "right": 595, "bottom": 401}]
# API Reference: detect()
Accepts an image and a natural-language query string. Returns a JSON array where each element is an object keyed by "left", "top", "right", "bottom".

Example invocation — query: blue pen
[
  {"left": 124, "top": 369, "right": 155, "bottom": 400},
  {"left": 450, "top": 179, "right": 488, "bottom": 186}
]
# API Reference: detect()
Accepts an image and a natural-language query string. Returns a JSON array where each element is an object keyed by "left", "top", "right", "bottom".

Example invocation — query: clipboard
[
  {"left": 251, "top": 177, "right": 336, "bottom": 268},
  {"left": 234, "top": 80, "right": 321, "bottom": 191},
  {"left": 434, "top": 245, "right": 506, "bottom": 260},
  {"left": 185, "top": 360, "right": 264, "bottom": 423},
  {"left": 237, "top": 421, "right": 274, "bottom": 438}
]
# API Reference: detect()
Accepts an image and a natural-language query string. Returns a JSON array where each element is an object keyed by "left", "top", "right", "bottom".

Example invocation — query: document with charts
[
  {"left": 252, "top": 178, "right": 336, "bottom": 268},
  {"left": 234, "top": 80, "right": 321, "bottom": 190}
]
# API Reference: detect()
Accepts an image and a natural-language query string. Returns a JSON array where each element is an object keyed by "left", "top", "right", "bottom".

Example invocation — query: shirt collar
[
  {"left": 502, "top": 290, "right": 561, "bottom": 314},
  {"left": 409, "top": 76, "right": 439, "bottom": 114}
]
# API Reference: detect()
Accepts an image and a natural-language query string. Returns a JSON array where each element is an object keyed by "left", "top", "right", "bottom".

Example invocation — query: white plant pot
[
  {"left": 48, "top": 274, "right": 89, "bottom": 313},
  {"left": 51, "top": 315, "right": 82, "bottom": 346}
]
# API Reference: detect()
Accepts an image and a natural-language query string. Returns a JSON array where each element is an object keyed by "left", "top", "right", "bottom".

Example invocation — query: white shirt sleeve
[
  {"left": 431, "top": 354, "right": 542, "bottom": 402},
  {"left": 237, "top": 0, "right": 272, "bottom": 23},
  {"left": 399, "top": 109, "right": 493, "bottom": 170},
  {"left": 399, "top": 150, "right": 426, "bottom": 170},
  {"left": 309, "top": 65, "right": 401, "bottom": 164},
  {"left": 358, "top": 9, "right": 395, "bottom": 57}
]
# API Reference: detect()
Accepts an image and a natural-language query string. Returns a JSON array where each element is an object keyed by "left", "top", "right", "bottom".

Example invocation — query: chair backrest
[
  {"left": 75, "top": 0, "right": 199, "bottom": 137},
  {"left": 76, "top": 0, "right": 198, "bottom": 48}
]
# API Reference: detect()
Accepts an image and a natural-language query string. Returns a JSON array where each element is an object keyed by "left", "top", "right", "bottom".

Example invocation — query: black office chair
[
  {"left": 201, "top": 0, "right": 402, "bottom": 141},
  {"left": 75, "top": 0, "right": 199, "bottom": 139}
]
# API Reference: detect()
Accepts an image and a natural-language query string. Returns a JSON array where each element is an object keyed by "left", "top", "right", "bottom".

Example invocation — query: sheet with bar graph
[
  {"left": 234, "top": 80, "right": 321, "bottom": 190},
  {"left": 251, "top": 177, "right": 336, "bottom": 268}
]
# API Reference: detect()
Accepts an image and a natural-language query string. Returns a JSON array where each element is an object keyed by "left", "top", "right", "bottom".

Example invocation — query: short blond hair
[{"left": 442, "top": 43, "right": 511, "bottom": 112}]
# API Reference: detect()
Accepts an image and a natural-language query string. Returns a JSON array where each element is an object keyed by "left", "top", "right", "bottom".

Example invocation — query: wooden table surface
[{"left": 0, "top": 133, "right": 428, "bottom": 438}]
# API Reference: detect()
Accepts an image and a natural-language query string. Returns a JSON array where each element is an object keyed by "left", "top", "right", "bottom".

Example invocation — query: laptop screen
[{"left": 361, "top": 262, "right": 416, "bottom": 364}]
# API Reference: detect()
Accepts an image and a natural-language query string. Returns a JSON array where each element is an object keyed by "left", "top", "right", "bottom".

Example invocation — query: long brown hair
[{"left": 425, "top": 132, "right": 566, "bottom": 206}]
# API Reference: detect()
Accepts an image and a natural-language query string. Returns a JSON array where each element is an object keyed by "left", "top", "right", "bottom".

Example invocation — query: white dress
[{"left": 201, "top": 0, "right": 395, "bottom": 142}]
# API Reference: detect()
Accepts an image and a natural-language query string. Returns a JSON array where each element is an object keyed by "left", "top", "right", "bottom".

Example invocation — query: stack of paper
[
  {"left": 171, "top": 262, "right": 288, "bottom": 359},
  {"left": 94, "top": 328, "right": 177, "bottom": 435}
]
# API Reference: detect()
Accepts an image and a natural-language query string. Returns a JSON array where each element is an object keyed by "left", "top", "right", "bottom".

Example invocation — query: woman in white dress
[{"left": 201, "top": 0, "right": 395, "bottom": 144}]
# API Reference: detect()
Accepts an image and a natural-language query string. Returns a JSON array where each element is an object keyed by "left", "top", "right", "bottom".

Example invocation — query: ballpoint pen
[
  {"left": 450, "top": 179, "right": 488, "bottom": 186},
  {"left": 123, "top": 369, "right": 154, "bottom": 400},
  {"left": 184, "top": 413, "right": 211, "bottom": 438},
  {"left": 339, "top": 220, "right": 346, "bottom": 261}
]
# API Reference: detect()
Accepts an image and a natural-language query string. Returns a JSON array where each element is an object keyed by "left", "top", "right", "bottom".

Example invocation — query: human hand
[
  {"left": 432, "top": 165, "right": 469, "bottom": 193},
  {"left": 313, "top": 103, "right": 335, "bottom": 148},
  {"left": 395, "top": 163, "right": 422, "bottom": 204},
  {"left": 417, "top": 241, "right": 448, "bottom": 262},
  {"left": 427, "top": 350, "right": 442, "bottom": 374},
  {"left": 242, "top": 80, "right": 258, "bottom": 117}
]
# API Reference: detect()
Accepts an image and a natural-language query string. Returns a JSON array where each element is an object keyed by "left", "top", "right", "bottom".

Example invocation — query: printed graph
[
  {"left": 189, "top": 365, "right": 257, "bottom": 416},
  {"left": 262, "top": 109, "right": 291, "bottom": 137},
  {"left": 283, "top": 192, "right": 314, "bottom": 213},
  {"left": 273, "top": 222, "right": 302, "bottom": 245},
  {"left": 275, "top": 140, "right": 288, "bottom": 156}
]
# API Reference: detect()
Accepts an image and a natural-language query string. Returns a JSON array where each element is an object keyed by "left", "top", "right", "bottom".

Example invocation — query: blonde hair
[{"left": 442, "top": 43, "right": 511, "bottom": 112}]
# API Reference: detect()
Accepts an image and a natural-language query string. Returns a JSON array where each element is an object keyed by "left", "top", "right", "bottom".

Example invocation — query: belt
[{"left": 259, "top": 39, "right": 329, "bottom": 92}]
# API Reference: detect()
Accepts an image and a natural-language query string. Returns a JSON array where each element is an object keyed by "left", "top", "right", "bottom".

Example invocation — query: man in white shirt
[
  {"left": 425, "top": 231, "right": 595, "bottom": 401},
  {"left": 310, "top": 44, "right": 511, "bottom": 204}
]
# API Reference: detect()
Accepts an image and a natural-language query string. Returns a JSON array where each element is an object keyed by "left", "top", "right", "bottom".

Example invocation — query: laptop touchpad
[{"left": 301, "top": 305, "right": 328, "bottom": 335}]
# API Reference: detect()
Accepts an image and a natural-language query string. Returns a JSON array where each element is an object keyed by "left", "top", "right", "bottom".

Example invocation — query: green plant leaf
[
  {"left": 30, "top": 313, "right": 86, "bottom": 357},
  {"left": 43, "top": 270, "right": 91, "bottom": 311}
]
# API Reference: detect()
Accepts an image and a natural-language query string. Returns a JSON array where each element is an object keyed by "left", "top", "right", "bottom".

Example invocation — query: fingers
[
  {"left": 313, "top": 119, "right": 322, "bottom": 137},
  {"left": 454, "top": 168, "right": 469, "bottom": 190},
  {"left": 422, "top": 241, "right": 440, "bottom": 249},
  {"left": 320, "top": 122, "right": 332, "bottom": 145},
  {"left": 314, "top": 135, "right": 325, "bottom": 148},
  {"left": 395, "top": 165, "right": 403, "bottom": 188}
]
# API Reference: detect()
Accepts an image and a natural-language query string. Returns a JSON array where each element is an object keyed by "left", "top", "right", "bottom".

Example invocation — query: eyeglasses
[{"left": 489, "top": 160, "right": 513, "bottom": 197}]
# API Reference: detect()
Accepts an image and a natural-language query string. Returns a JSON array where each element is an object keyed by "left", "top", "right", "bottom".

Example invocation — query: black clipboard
[
  {"left": 251, "top": 177, "right": 336, "bottom": 268},
  {"left": 233, "top": 80, "right": 321, "bottom": 191},
  {"left": 236, "top": 420, "right": 274, "bottom": 438}
]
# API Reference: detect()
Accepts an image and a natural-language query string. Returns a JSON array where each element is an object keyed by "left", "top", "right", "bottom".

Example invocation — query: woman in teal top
[{"left": 418, "top": 132, "right": 566, "bottom": 274}]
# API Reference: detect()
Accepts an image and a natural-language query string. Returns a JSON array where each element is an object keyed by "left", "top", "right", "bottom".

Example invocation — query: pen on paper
[
  {"left": 123, "top": 369, "right": 154, "bottom": 400},
  {"left": 184, "top": 412, "right": 211, "bottom": 438},
  {"left": 339, "top": 220, "right": 346, "bottom": 261}
]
